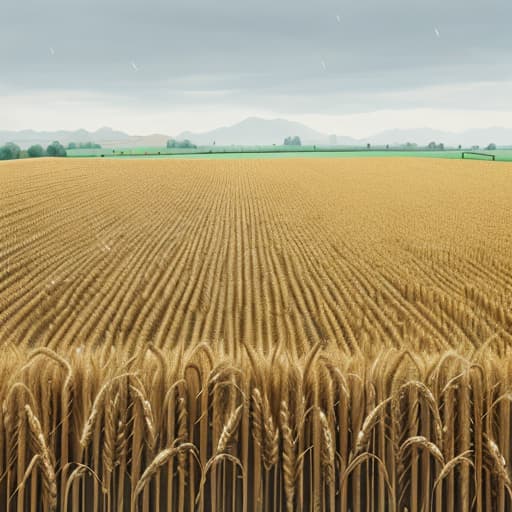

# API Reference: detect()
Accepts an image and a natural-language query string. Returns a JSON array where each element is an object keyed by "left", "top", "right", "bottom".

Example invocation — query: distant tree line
[
  {"left": 166, "top": 139, "right": 197, "bottom": 149},
  {"left": 0, "top": 141, "right": 67, "bottom": 160},
  {"left": 67, "top": 142, "right": 102, "bottom": 149},
  {"left": 283, "top": 136, "right": 302, "bottom": 146}
]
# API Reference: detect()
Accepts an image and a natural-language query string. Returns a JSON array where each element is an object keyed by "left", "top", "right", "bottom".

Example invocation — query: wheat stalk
[
  {"left": 25, "top": 405, "right": 57, "bottom": 511},
  {"left": 354, "top": 397, "right": 392, "bottom": 454},
  {"left": 217, "top": 403, "right": 243, "bottom": 453},
  {"left": 133, "top": 443, "right": 198, "bottom": 503}
]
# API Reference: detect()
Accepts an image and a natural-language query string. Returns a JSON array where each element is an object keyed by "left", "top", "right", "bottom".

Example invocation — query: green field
[{"left": 66, "top": 146, "right": 512, "bottom": 162}]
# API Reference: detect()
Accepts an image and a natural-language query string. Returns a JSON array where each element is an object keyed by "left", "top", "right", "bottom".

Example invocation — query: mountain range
[
  {"left": 0, "top": 127, "right": 169, "bottom": 149},
  {"left": 1, "top": 118, "right": 511, "bottom": 148},
  {"left": 176, "top": 117, "right": 359, "bottom": 146}
]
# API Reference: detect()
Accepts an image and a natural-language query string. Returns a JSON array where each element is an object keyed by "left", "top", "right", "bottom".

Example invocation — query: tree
[
  {"left": 68, "top": 142, "right": 101, "bottom": 149},
  {"left": 46, "top": 141, "right": 67, "bottom": 157},
  {"left": 167, "top": 139, "right": 197, "bottom": 149},
  {"left": 0, "top": 142, "right": 21, "bottom": 160},
  {"left": 428, "top": 141, "right": 437, "bottom": 150},
  {"left": 284, "top": 136, "right": 301, "bottom": 146},
  {"left": 486, "top": 143, "right": 497, "bottom": 150},
  {"left": 27, "top": 144, "right": 45, "bottom": 158}
]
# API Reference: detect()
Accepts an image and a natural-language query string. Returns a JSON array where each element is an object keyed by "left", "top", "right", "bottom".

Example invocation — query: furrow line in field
[
  {"left": 74, "top": 171, "right": 213, "bottom": 351},
  {"left": 0, "top": 203, "right": 131, "bottom": 343},
  {"left": 155, "top": 171, "right": 232, "bottom": 352},
  {"left": 142, "top": 172, "right": 230, "bottom": 350}
]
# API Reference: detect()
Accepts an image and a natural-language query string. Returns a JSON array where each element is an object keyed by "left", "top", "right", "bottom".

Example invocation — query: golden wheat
[{"left": 1, "top": 156, "right": 512, "bottom": 510}]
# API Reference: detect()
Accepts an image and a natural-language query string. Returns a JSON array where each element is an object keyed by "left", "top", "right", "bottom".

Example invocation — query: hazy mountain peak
[{"left": 176, "top": 117, "right": 332, "bottom": 145}]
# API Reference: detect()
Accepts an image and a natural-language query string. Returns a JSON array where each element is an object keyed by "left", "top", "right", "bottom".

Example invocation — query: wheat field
[{"left": 1, "top": 156, "right": 512, "bottom": 511}]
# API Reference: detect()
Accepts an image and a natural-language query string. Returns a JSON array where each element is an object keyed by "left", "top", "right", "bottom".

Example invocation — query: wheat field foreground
[{"left": 1, "top": 157, "right": 512, "bottom": 511}]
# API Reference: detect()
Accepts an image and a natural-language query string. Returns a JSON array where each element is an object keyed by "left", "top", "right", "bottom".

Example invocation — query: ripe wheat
[{"left": 1, "top": 157, "right": 512, "bottom": 510}]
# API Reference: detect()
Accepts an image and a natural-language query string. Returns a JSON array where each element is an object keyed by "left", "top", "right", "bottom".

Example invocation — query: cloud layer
[{"left": 2, "top": 0, "right": 511, "bottom": 133}]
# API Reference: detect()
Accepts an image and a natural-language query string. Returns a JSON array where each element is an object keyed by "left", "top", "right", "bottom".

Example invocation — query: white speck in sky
[
  {"left": 434, "top": 27, "right": 440, "bottom": 38},
  {"left": 49, "top": 47, "right": 55, "bottom": 55},
  {"left": 131, "top": 61, "right": 139, "bottom": 71},
  {"left": 321, "top": 60, "right": 327, "bottom": 70},
  {"left": 336, "top": 15, "right": 341, "bottom": 23}
]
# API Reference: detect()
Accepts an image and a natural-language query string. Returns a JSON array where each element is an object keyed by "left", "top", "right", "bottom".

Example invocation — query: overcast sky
[{"left": 2, "top": 0, "right": 512, "bottom": 136}]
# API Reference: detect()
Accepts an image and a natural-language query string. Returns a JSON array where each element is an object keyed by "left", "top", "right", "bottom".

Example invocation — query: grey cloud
[{"left": 2, "top": 0, "right": 512, "bottom": 116}]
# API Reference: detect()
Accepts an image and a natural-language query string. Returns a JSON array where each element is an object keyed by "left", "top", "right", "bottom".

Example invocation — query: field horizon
[{"left": 65, "top": 147, "right": 512, "bottom": 162}]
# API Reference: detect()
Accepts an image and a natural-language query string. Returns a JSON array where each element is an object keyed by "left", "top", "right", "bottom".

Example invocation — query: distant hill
[
  {"left": 0, "top": 127, "right": 131, "bottom": 148},
  {"left": 365, "top": 127, "right": 512, "bottom": 147},
  {"left": 174, "top": 120, "right": 512, "bottom": 147},
  {"left": 365, "top": 128, "right": 451, "bottom": 146},
  {"left": 176, "top": 116, "right": 353, "bottom": 146},
  {"left": 1, "top": 118, "right": 511, "bottom": 149},
  {"left": 0, "top": 127, "right": 171, "bottom": 149}
]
